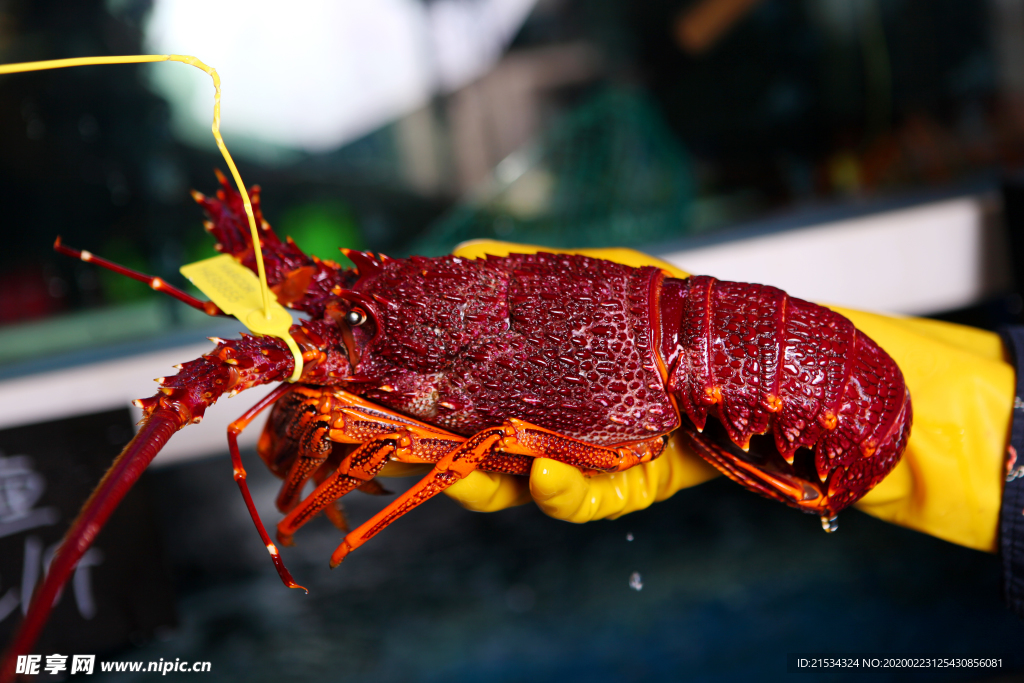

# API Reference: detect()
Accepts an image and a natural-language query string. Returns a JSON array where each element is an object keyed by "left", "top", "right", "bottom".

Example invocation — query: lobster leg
[
  {"left": 329, "top": 419, "right": 668, "bottom": 566},
  {"left": 256, "top": 387, "right": 465, "bottom": 545},
  {"left": 311, "top": 445, "right": 360, "bottom": 533},
  {"left": 257, "top": 388, "right": 338, "bottom": 513},
  {"left": 226, "top": 383, "right": 306, "bottom": 591},
  {"left": 276, "top": 422, "right": 467, "bottom": 546},
  {"left": 329, "top": 426, "right": 509, "bottom": 566},
  {"left": 262, "top": 388, "right": 448, "bottom": 514},
  {"left": 299, "top": 446, "right": 395, "bottom": 535}
]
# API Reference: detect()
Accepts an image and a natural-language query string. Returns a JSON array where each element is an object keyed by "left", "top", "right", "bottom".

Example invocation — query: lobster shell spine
[{"left": 661, "top": 275, "right": 912, "bottom": 515}]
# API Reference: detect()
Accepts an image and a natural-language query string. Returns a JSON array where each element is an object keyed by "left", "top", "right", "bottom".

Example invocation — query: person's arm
[{"left": 993, "top": 327, "right": 1024, "bottom": 616}]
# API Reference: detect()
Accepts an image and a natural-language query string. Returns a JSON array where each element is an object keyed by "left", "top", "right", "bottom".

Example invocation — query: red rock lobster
[{"left": 1, "top": 173, "right": 911, "bottom": 676}]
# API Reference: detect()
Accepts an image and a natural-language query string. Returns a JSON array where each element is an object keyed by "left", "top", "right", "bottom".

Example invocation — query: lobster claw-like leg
[
  {"left": 275, "top": 423, "right": 463, "bottom": 547},
  {"left": 329, "top": 419, "right": 667, "bottom": 566},
  {"left": 226, "top": 386, "right": 465, "bottom": 567}
]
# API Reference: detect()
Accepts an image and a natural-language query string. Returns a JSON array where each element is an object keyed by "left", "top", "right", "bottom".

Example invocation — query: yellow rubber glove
[
  {"left": 836, "top": 311, "right": 1012, "bottom": 552},
  {"left": 441, "top": 240, "right": 1015, "bottom": 554}
]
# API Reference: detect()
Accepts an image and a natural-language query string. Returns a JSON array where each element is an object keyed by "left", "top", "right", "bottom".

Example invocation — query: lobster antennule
[
  {"left": 0, "top": 410, "right": 181, "bottom": 683},
  {"left": 53, "top": 236, "right": 226, "bottom": 317},
  {"left": 57, "top": 171, "right": 355, "bottom": 322}
]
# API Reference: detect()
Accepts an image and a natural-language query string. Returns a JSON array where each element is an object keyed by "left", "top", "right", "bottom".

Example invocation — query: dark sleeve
[{"left": 997, "top": 327, "right": 1024, "bottom": 617}]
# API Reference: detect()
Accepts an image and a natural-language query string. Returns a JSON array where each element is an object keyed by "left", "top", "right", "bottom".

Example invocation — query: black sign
[{"left": 0, "top": 408, "right": 176, "bottom": 655}]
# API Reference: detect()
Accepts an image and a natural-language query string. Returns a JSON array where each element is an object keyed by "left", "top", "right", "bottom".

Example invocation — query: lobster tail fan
[{"left": 0, "top": 410, "right": 183, "bottom": 682}]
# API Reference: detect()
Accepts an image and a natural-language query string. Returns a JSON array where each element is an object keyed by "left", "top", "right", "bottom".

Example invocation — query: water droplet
[
  {"left": 629, "top": 572, "right": 643, "bottom": 591},
  {"left": 626, "top": 532, "right": 634, "bottom": 542}
]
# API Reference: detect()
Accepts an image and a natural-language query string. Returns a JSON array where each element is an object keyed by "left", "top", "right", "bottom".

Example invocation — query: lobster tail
[
  {"left": 661, "top": 275, "right": 912, "bottom": 519},
  {"left": 0, "top": 411, "right": 181, "bottom": 682}
]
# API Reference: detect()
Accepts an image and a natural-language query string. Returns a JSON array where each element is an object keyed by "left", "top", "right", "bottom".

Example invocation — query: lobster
[{"left": 1, "top": 172, "right": 911, "bottom": 677}]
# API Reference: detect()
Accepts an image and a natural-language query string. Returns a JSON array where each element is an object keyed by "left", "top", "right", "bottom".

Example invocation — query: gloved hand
[
  {"left": 440, "top": 241, "right": 1015, "bottom": 554},
  {"left": 833, "top": 308, "right": 1011, "bottom": 552}
]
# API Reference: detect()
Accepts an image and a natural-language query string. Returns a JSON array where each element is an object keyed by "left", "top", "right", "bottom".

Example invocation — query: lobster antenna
[{"left": 0, "top": 54, "right": 273, "bottom": 320}]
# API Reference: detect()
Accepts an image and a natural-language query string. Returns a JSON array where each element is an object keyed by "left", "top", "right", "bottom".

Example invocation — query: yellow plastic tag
[{"left": 181, "top": 255, "right": 303, "bottom": 382}]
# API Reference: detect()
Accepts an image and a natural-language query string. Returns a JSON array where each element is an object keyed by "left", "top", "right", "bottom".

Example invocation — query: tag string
[
  {"left": 0, "top": 54, "right": 306, "bottom": 380},
  {"left": 0, "top": 54, "right": 274, "bottom": 320}
]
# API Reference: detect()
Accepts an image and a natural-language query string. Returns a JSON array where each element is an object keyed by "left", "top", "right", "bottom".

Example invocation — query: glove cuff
[{"left": 997, "top": 326, "right": 1024, "bottom": 617}]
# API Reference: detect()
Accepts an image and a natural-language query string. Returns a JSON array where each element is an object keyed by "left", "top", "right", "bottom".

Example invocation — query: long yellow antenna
[{"left": 0, "top": 54, "right": 273, "bottom": 319}]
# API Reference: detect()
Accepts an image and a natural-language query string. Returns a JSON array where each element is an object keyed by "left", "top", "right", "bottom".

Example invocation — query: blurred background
[
  {"left": 3, "top": 1, "right": 1024, "bottom": 681},
  {"left": 5, "top": 0, "right": 1024, "bottom": 362}
]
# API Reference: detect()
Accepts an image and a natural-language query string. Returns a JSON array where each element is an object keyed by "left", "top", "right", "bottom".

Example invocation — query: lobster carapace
[{"left": 2, "top": 173, "right": 911, "bottom": 673}]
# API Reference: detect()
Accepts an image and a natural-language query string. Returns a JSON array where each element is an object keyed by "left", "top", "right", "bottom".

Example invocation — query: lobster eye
[{"left": 345, "top": 308, "right": 367, "bottom": 326}]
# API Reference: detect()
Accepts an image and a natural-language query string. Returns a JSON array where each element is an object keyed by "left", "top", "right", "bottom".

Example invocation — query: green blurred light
[
  {"left": 278, "top": 201, "right": 364, "bottom": 268},
  {"left": 98, "top": 239, "right": 154, "bottom": 303}
]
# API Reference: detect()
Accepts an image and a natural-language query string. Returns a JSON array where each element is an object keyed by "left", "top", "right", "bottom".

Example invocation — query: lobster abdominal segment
[{"left": 659, "top": 275, "right": 912, "bottom": 515}]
